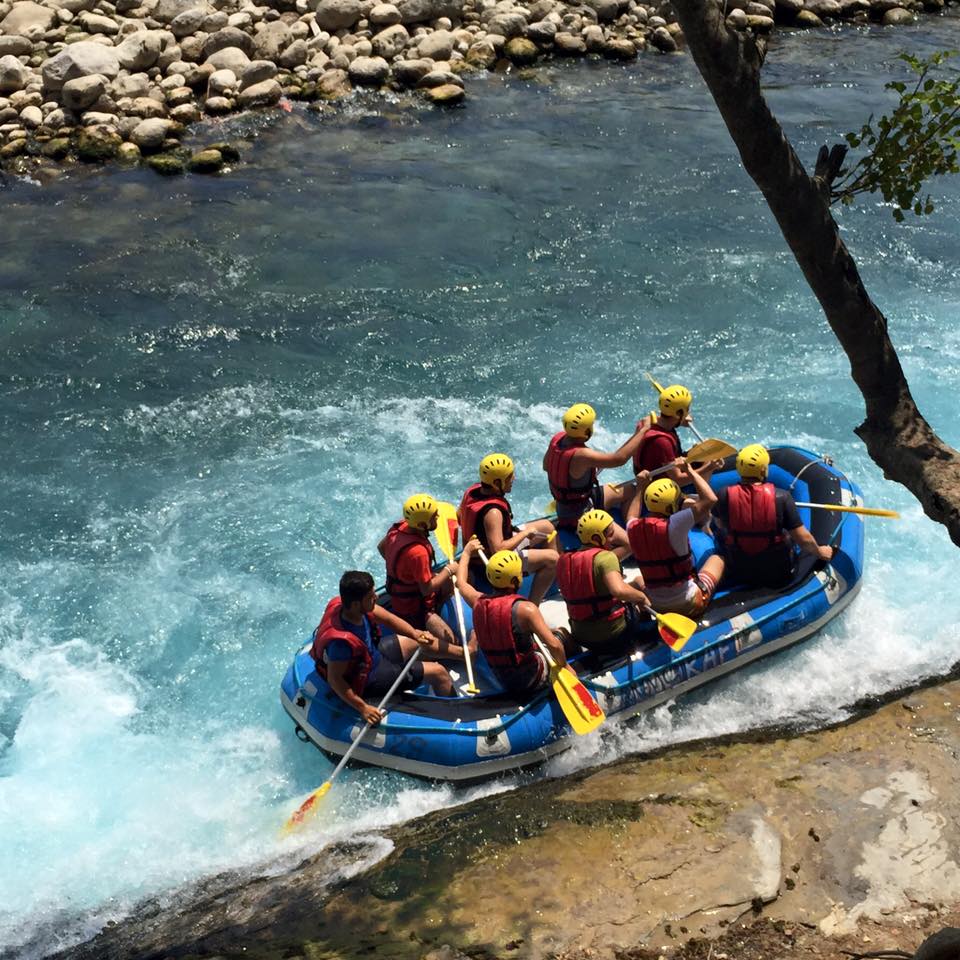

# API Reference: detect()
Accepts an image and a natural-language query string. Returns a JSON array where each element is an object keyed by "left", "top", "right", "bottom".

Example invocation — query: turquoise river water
[{"left": 1, "top": 15, "right": 959, "bottom": 958}]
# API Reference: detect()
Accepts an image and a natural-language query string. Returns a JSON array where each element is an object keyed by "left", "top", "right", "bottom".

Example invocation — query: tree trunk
[{"left": 670, "top": 0, "right": 960, "bottom": 547}]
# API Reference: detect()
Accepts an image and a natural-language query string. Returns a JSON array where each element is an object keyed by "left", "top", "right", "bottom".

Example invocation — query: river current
[{"left": 2, "top": 15, "right": 959, "bottom": 958}]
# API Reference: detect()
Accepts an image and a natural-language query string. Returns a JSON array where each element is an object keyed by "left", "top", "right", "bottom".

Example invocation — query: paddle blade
[
  {"left": 685, "top": 438, "right": 737, "bottom": 462},
  {"left": 546, "top": 499, "right": 557, "bottom": 514},
  {"left": 434, "top": 501, "right": 459, "bottom": 561},
  {"left": 644, "top": 372, "right": 666, "bottom": 394},
  {"left": 551, "top": 665, "right": 605, "bottom": 735},
  {"left": 654, "top": 611, "right": 696, "bottom": 651},
  {"left": 281, "top": 781, "right": 331, "bottom": 835}
]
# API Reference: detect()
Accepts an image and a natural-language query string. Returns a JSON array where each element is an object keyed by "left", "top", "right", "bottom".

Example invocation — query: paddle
[
  {"left": 435, "top": 501, "right": 480, "bottom": 695},
  {"left": 610, "top": 437, "right": 737, "bottom": 492},
  {"left": 793, "top": 502, "right": 900, "bottom": 519},
  {"left": 644, "top": 371, "right": 719, "bottom": 447},
  {"left": 643, "top": 605, "right": 696, "bottom": 651},
  {"left": 475, "top": 545, "right": 605, "bottom": 735},
  {"left": 281, "top": 648, "right": 423, "bottom": 835}
]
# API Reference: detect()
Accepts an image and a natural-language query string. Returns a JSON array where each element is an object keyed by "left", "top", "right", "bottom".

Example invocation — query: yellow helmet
[
  {"left": 562, "top": 403, "right": 596, "bottom": 440},
  {"left": 736, "top": 443, "right": 770, "bottom": 480},
  {"left": 486, "top": 549, "right": 523, "bottom": 589},
  {"left": 479, "top": 453, "right": 514, "bottom": 491},
  {"left": 659, "top": 384, "right": 692, "bottom": 419},
  {"left": 403, "top": 493, "right": 438, "bottom": 531},
  {"left": 577, "top": 508, "right": 614, "bottom": 546},
  {"left": 644, "top": 478, "right": 682, "bottom": 516}
]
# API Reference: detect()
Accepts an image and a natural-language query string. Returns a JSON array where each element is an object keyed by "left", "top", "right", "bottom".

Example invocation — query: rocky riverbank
[
  {"left": 50, "top": 668, "right": 960, "bottom": 960},
  {"left": 0, "top": 0, "right": 955, "bottom": 179}
]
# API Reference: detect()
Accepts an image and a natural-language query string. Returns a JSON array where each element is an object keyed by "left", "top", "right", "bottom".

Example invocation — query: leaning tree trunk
[{"left": 670, "top": 0, "right": 960, "bottom": 547}]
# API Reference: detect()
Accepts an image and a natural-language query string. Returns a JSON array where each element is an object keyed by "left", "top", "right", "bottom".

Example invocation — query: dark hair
[{"left": 340, "top": 570, "right": 375, "bottom": 606}]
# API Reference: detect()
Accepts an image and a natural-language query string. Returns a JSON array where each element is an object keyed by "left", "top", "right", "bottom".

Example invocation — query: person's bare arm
[
  {"left": 792, "top": 524, "right": 834, "bottom": 562},
  {"left": 326, "top": 660, "right": 381, "bottom": 724},
  {"left": 569, "top": 418, "right": 651, "bottom": 477},
  {"left": 516, "top": 601, "right": 567, "bottom": 667},
  {"left": 372, "top": 605, "right": 432, "bottom": 645},
  {"left": 601, "top": 568, "right": 649, "bottom": 605},
  {"left": 687, "top": 461, "right": 718, "bottom": 524},
  {"left": 421, "top": 561, "right": 456, "bottom": 596},
  {"left": 376, "top": 533, "right": 388, "bottom": 558},
  {"left": 455, "top": 539, "right": 483, "bottom": 608}
]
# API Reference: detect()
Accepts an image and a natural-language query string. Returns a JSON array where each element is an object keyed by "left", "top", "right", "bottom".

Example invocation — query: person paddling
[
  {"left": 713, "top": 444, "right": 835, "bottom": 588},
  {"left": 555, "top": 509, "right": 653, "bottom": 654},
  {"left": 633, "top": 385, "right": 721, "bottom": 487},
  {"left": 543, "top": 403, "right": 651, "bottom": 542},
  {"left": 311, "top": 571, "right": 456, "bottom": 724},
  {"left": 625, "top": 468, "right": 725, "bottom": 617},
  {"left": 377, "top": 493, "right": 457, "bottom": 649},
  {"left": 456, "top": 541, "right": 569, "bottom": 695},
  {"left": 458, "top": 452, "right": 559, "bottom": 604}
]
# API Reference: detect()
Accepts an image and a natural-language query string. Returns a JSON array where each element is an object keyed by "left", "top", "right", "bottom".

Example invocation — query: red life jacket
[
  {"left": 556, "top": 547, "right": 625, "bottom": 622},
  {"left": 311, "top": 597, "right": 376, "bottom": 695},
  {"left": 458, "top": 483, "right": 513, "bottom": 554},
  {"left": 383, "top": 521, "right": 436, "bottom": 619},
  {"left": 473, "top": 593, "right": 536, "bottom": 674},
  {"left": 724, "top": 482, "right": 786, "bottom": 557},
  {"left": 545, "top": 431, "right": 596, "bottom": 509},
  {"left": 633, "top": 424, "right": 682, "bottom": 474},
  {"left": 627, "top": 516, "right": 694, "bottom": 587}
]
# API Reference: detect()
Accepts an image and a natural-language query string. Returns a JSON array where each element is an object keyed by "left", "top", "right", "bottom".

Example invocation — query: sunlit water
[{"left": 2, "top": 14, "right": 960, "bottom": 958}]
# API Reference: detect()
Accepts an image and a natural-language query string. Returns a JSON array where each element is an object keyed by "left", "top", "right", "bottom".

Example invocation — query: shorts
[
  {"left": 684, "top": 570, "right": 719, "bottom": 618},
  {"left": 499, "top": 650, "right": 550, "bottom": 694},
  {"left": 364, "top": 635, "right": 425, "bottom": 697},
  {"left": 553, "top": 481, "right": 605, "bottom": 530},
  {"left": 647, "top": 571, "right": 719, "bottom": 619}
]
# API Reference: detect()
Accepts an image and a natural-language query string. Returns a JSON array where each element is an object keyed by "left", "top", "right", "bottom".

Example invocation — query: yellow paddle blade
[
  {"left": 644, "top": 372, "right": 666, "bottom": 394},
  {"left": 546, "top": 499, "right": 557, "bottom": 514},
  {"left": 685, "top": 437, "right": 737, "bottom": 462},
  {"left": 434, "top": 501, "right": 459, "bottom": 561},
  {"left": 281, "top": 781, "right": 331, "bottom": 836},
  {"left": 652, "top": 611, "right": 696, "bottom": 651},
  {"left": 551, "top": 665, "right": 605, "bottom": 735},
  {"left": 794, "top": 502, "right": 900, "bottom": 519}
]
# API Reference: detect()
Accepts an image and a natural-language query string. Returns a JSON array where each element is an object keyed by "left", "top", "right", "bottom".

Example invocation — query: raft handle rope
[{"left": 294, "top": 725, "right": 310, "bottom": 743}]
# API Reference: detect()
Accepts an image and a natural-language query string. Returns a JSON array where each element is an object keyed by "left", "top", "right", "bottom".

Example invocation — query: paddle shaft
[
  {"left": 794, "top": 502, "right": 899, "bottom": 519},
  {"left": 323, "top": 648, "right": 423, "bottom": 787},
  {"left": 449, "top": 578, "right": 479, "bottom": 693},
  {"left": 644, "top": 370, "right": 706, "bottom": 443}
]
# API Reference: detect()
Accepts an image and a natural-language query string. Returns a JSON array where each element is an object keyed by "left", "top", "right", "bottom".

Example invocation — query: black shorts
[
  {"left": 554, "top": 481, "right": 605, "bottom": 530},
  {"left": 364, "top": 635, "right": 425, "bottom": 697}
]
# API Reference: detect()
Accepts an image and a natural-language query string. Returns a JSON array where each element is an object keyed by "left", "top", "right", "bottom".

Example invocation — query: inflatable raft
[{"left": 280, "top": 446, "right": 864, "bottom": 781}]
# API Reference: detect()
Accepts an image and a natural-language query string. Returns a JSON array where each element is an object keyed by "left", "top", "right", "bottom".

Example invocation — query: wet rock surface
[{"left": 54, "top": 672, "right": 960, "bottom": 960}]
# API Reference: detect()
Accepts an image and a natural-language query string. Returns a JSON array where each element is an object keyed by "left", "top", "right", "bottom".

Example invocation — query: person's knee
[{"left": 425, "top": 663, "right": 452, "bottom": 692}]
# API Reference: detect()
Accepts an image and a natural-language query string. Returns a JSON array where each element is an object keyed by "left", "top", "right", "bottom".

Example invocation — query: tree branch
[{"left": 670, "top": 0, "right": 960, "bottom": 546}]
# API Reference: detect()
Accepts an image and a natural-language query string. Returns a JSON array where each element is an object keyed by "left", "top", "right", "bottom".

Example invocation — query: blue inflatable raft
[{"left": 280, "top": 446, "right": 864, "bottom": 781}]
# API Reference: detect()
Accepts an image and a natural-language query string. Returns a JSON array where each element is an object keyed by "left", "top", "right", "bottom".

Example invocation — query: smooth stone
[
  {"left": 805, "top": 0, "right": 841, "bottom": 15},
  {"left": 205, "top": 46, "right": 250, "bottom": 72},
  {"left": 394, "top": 0, "right": 458, "bottom": 25},
  {"left": 391, "top": 56, "right": 430, "bottom": 85},
  {"left": 168, "top": 102, "right": 198, "bottom": 121},
  {"left": 75, "top": 122, "right": 121, "bottom": 159},
  {"left": 60, "top": 73, "right": 104, "bottom": 109},
  {"left": 164, "top": 84, "right": 193, "bottom": 106},
  {"left": 882, "top": 5, "right": 915, "bottom": 22},
  {"left": 746, "top": 12, "right": 775, "bottom": 27},
  {"left": 603, "top": 36, "right": 636, "bottom": 57},
  {"left": 128, "top": 95, "right": 167, "bottom": 117},
  {"left": 315, "top": 66, "right": 350, "bottom": 98},
  {"left": 465, "top": 39, "right": 497, "bottom": 66},
  {"left": 152, "top": 0, "right": 209, "bottom": 23},
  {"left": 582, "top": 23, "right": 604, "bottom": 51},
  {"left": 19, "top": 103, "right": 42, "bottom": 126},
  {"left": 552, "top": 31, "right": 585, "bottom": 54},
  {"left": 236, "top": 76, "right": 281, "bottom": 105},
  {"left": 203, "top": 139, "right": 239, "bottom": 160},
  {"left": 204, "top": 26, "right": 254, "bottom": 58},
  {"left": 794, "top": 8, "right": 824, "bottom": 23},
  {"left": 203, "top": 94, "right": 232, "bottom": 112},
  {"left": 583, "top": 0, "right": 617, "bottom": 20},
  {"left": 42, "top": 41, "right": 119, "bottom": 92},
  {"left": 313, "top": 0, "right": 361, "bottom": 29},
  {"left": 775, "top": 0, "right": 804, "bottom": 11},
  {"left": 112, "top": 72, "right": 151, "bottom": 97},
  {"left": 117, "top": 140, "right": 140, "bottom": 161},
  {"left": 417, "top": 27, "right": 453, "bottom": 59},
  {"left": 346, "top": 53, "right": 388, "bottom": 84},
  {"left": 0, "top": 36, "right": 34, "bottom": 57},
  {"left": 416, "top": 67, "right": 461, "bottom": 86},
  {"left": 130, "top": 115, "right": 171, "bottom": 148},
  {"left": 79, "top": 12, "right": 119, "bottom": 34},
  {"left": 0, "top": 1, "right": 55, "bottom": 36},
  {"left": 727, "top": 6, "right": 748, "bottom": 25},
  {"left": 485, "top": 11, "right": 525, "bottom": 37},
  {"left": 239, "top": 59, "right": 276, "bottom": 89},
  {"left": 422, "top": 80, "right": 462, "bottom": 103},
  {"left": 650, "top": 24, "right": 677, "bottom": 51},
  {"left": 369, "top": 2, "right": 401, "bottom": 23},
  {"left": 0, "top": 55, "right": 30, "bottom": 93},
  {"left": 503, "top": 35, "right": 537, "bottom": 63},
  {"left": 206, "top": 67, "right": 236, "bottom": 95},
  {"left": 277, "top": 38, "right": 308, "bottom": 67},
  {"left": 146, "top": 152, "right": 184, "bottom": 173},
  {"left": 186, "top": 146, "right": 222, "bottom": 171},
  {"left": 371, "top": 22, "right": 408, "bottom": 57},
  {"left": 169, "top": 6, "right": 207, "bottom": 36},
  {"left": 40, "top": 135, "right": 72, "bottom": 157},
  {"left": 525, "top": 19, "right": 556, "bottom": 44}
]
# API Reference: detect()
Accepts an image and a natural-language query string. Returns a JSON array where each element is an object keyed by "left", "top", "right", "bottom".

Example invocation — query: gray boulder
[
  {"left": 61, "top": 73, "right": 105, "bottom": 109},
  {"left": 649, "top": 24, "right": 677, "bottom": 51},
  {"left": 252, "top": 20, "right": 292, "bottom": 59},
  {"left": 112, "top": 72, "right": 151, "bottom": 97},
  {"left": 116, "top": 31, "right": 163, "bottom": 71},
  {"left": 584, "top": 0, "right": 617, "bottom": 20},
  {"left": 204, "top": 26, "right": 254, "bottom": 58},
  {"left": 277, "top": 37, "right": 307, "bottom": 67},
  {"left": 371, "top": 23, "right": 408, "bottom": 57},
  {"left": 0, "top": 54, "right": 30, "bottom": 93},
  {"left": 153, "top": 0, "right": 208, "bottom": 23},
  {"left": 79, "top": 12, "right": 119, "bottom": 34},
  {"left": 525, "top": 19, "right": 556, "bottom": 44},
  {"left": 239, "top": 59, "right": 276, "bottom": 88},
  {"left": 206, "top": 66, "right": 235, "bottom": 94},
  {"left": 805, "top": 0, "right": 841, "bottom": 15},
  {"left": 236, "top": 76, "right": 280, "bottom": 106},
  {"left": 130, "top": 116, "right": 172, "bottom": 150},
  {"left": 416, "top": 66, "right": 461, "bottom": 86},
  {"left": 347, "top": 54, "right": 388, "bottom": 84},
  {"left": 169, "top": 6, "right": 208, "bottom": 36},
  {"left": 391, "top": 56, "right": 430, "bottom": 85},
  {"left": 369, "top": 2, "right": 401, "bottom": 23},
  {"left": 0, "top": 1, "right": 55, "bottom": 35},
  {"left": 882, "top": 5, "right": 915, "bottom": 21},
  {"left": 485, "top": 11, "right": 526, "bottom": 36},
  {"left": 205, "top": 46, "right": 250, "bottom": 72},
  {"left": 394, "top": 0, "right": 458, "bottom": 24},
  {"left": 553, "top": 31, "right": 586, "bottom": 54},
  {"left": 0, "top": 36, "right": 34, "bottom": 57},
  {"left": 417, "top": 28, "right": 453, "bottom": 59},
  {"left": 43, "top": 41, "right": 120, "bottom": 93},
  {"left": 315, "top": 0, "right": 362, "bottom": 29}
]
